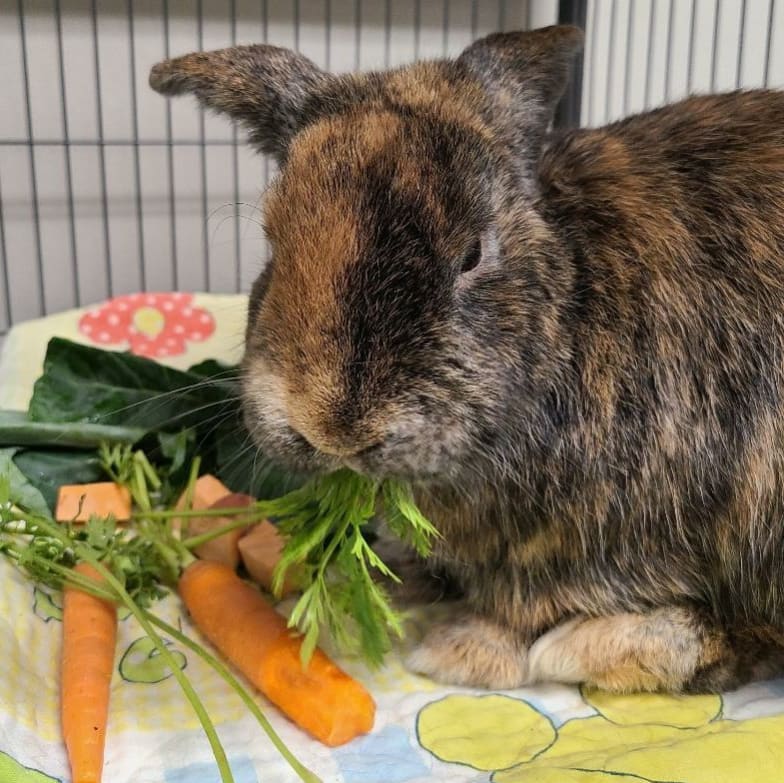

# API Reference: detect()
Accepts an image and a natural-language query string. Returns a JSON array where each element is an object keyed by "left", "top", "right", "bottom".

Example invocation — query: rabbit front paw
[{"left": 405, "top": 615, "right": 529, "bottom": 689}]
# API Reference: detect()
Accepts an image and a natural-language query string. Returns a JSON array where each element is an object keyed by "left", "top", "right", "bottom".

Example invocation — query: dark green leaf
[
  {"left": 187, "top": 358, "right": 238, "bottom": 380},
  {"left": 155, "top": 430, "right": 198, "bottom": 505},
  {"left": 29, "top": 338, "right": 232, "bottom": 431}
]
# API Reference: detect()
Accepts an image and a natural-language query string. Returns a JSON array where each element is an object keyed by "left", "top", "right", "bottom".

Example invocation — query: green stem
[
  {"left": 182, "top": 516, "right": 262, "bottom": 550},
  {"left": 22, "top": 515, "right": 235, "bottom": 783},
  {"left": 12, "top": 549, "right": 118, "bottom": 602},
  {"left": 133, "top": 459, "right": 154, "bottom": 513},
  {"left": 315, "top": 515, "right": 353, "bottom": 584},
  {"left": 136, "top": 451, "right": 162, "bottom": 491},
  {"left": 173, "top": 539, "right": 196, "bottom": 567},
  {"left": 179, "top": 456, "right": 202, "bottom": 538},
  {"left": 149, "top": 536, "right": 182, "bottom": 581},
  {"left": 53, "top": 570, "right": 118, "bottom": 602},
  {"left": 136, "top": 504, "right": 273, "bottom": 521},
  {"left": 144, "top": 612, "right": 322, "bottom": 783}
]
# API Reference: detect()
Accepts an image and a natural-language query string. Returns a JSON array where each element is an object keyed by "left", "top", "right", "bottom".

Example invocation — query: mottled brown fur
[{"left": 151, "top": 27, "right": 784, "bottom": 693}]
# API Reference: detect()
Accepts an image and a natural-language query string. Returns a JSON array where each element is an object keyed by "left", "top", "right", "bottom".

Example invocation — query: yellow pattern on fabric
[
  {"left": 418, "top": 686, "right": 784, "bottom": 783},
  {"left": 417, "top": 694, "right": 556, "bottom": 771}
]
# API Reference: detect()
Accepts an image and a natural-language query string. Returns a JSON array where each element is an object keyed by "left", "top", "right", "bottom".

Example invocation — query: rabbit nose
[
  {"left": 294, "top": 424, "right": 382, "bottom": 459},
  {"left": 284, "top": 387, "right": 384, "bottom": 457}
]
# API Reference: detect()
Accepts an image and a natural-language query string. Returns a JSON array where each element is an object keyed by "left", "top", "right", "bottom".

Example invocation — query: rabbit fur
[{"left": 151, "top": 26, "right": 784, "bottom": 693}]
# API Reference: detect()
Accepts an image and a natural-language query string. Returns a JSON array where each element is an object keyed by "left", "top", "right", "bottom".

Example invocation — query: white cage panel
[{"left": 582, "top": 0, "right": 784, "bottom": 128}]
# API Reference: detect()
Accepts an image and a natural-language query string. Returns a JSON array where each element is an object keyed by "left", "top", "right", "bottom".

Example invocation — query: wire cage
[{"left": 0, "top": 0, "right": 782, "bottom": 342}]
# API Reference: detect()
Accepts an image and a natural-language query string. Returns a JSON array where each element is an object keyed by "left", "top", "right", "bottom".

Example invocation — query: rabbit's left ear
[
  {"left": 458, "top": 26, "right": 584, "bottom": 165},
  {"left": 149, "top": 44, "right": 330, "bottom": 162}
]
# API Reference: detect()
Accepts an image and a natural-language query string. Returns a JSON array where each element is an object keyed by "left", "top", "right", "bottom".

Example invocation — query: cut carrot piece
[
  {"left": 179, "top": 560, "right": 375, "bottom": 746},
  {"left": 175, "top": 474, "right": 232, "bottom": 513},
  {"left": 56, "top": 482, "right": 131, "bottom": 523},
  {"left": 189, "top": 492, "right": 255, "bottom": 569},
  {"left": 239, "top": 520, "right": 301, "bottom": 596},
  {"left": 62, "top": 563, "right": 117, "bottom": 783}
]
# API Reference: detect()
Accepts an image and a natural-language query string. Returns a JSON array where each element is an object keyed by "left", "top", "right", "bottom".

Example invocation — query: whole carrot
[
  {"left": 178, "top": 559, "right": 375, "bottom": 747},
  {"left": 61, "top": 563, "right": 117, "bottom": 783}
]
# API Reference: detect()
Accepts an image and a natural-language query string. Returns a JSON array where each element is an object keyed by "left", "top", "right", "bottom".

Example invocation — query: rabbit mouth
[
  {"left": 245, "top": 404, "right": 452, "bottom": 483},
  {"left": 241, "top": 358, "right": 469, "bottom": 482},
  {"left": 340, "top": 438, "right": 446, "bottom": 482}
]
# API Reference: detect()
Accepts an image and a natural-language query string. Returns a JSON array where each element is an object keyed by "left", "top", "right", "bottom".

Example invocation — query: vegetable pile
[{"left": 0, "top": 338, "right": 440, "bottom": 783}]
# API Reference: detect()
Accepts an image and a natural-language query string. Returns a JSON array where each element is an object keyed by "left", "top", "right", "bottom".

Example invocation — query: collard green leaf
[
  {"left": 186, "top": 358, "right": 238, "bottom": 380},
  {"left": 29, "top": 338, "right": 232, "bottom": 431},
  {"left": 22, "top": 338, "right": 298, "bottom": 502}
]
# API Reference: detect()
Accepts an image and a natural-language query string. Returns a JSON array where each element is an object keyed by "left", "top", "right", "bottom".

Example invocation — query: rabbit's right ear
[{"left": 149, "top": 45, "right": 329, "bottom": 161}]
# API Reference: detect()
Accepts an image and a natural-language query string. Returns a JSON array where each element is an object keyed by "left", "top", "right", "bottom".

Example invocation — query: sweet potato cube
[
  {"left": 238, "top": 520, "right": 300, "bottom": 596},
  {"left": 176, "top": 474, "right": 232, "bottom": 513},
  {"left": 56, "top": 482, "right": 132, "bottom": 523},
  {"left": 189, "top": 492, "right": 256, "bottom": 569}
]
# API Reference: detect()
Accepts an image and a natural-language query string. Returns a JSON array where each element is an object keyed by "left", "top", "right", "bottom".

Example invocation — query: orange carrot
[
  {"left": 61, "top": 563, "right": 118, "bottom": 783},
  {"left": 178, "top": 560, "right": 375, "bottom": 747},
  {"left": 56, "top": 482, "right": 131, "bottom": 523}
]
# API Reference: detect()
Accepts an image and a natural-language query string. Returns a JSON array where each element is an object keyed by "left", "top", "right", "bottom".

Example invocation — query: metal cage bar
[{"left": 555, "top": 0, "right": 588, "bottom": 127}]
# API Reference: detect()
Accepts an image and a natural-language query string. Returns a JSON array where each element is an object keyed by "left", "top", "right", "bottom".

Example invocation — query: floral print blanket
[{"left": 1, "top": 293, "right": 784, "bottom": 783}]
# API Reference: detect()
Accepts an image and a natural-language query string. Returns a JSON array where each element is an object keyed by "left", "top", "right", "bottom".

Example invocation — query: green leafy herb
[
  {"left": 28, "top": 338, "right": 235, "bottom": 430},
  {"left": 382, "top": 480, "right": 440, "bottom": 557},
  {"left": 272, "top": 470, "right": 439, "bottom": 667}
]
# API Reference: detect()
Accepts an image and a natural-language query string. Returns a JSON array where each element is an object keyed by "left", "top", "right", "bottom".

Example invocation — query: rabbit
[{"left": 150, "top": 25, "right": 784, "bottom": 694}]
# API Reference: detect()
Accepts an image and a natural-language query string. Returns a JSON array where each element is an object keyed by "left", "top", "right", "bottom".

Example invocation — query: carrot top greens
[
  {"left": 100, "top": 443, "right": 440, "bottom": 667},
  {"left": 273, "top": 471, "right": 438, "bottom": 666}
]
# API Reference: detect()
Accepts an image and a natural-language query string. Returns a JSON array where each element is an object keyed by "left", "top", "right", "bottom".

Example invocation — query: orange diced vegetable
[
  {"left": 189, "top": 492, "right": 255, "bottom": 569},
  {"left": 56, "top": 482, "right": 132, "bottom": 523},
  {"left": 178, "top": 560, "right": 375, "bottom": 746},
  {"left": 175, "top": 474, "right": 232, "bottom": 513},
  {"left": 239, "top": 520, "right": 301, "bottom": 596}
]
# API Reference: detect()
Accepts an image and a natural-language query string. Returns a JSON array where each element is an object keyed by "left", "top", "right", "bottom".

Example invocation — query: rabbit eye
[{"left": 460, "top": 238, "right": 482, "bottom": 274}]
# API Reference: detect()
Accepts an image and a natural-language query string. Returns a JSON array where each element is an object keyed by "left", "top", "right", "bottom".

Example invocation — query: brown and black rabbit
[{"left": 150, "top": 25, "right": 784, "bottom": 694}]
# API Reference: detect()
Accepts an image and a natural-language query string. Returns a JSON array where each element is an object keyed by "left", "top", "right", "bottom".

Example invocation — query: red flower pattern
[{"left": 78, "top": 293, "right": 216, "bottom": 358}]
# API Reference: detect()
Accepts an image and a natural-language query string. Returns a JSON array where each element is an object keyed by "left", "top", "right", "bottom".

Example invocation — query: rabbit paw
[{"left": 405, "top": 615, "right": 529, "bottom": 689}]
